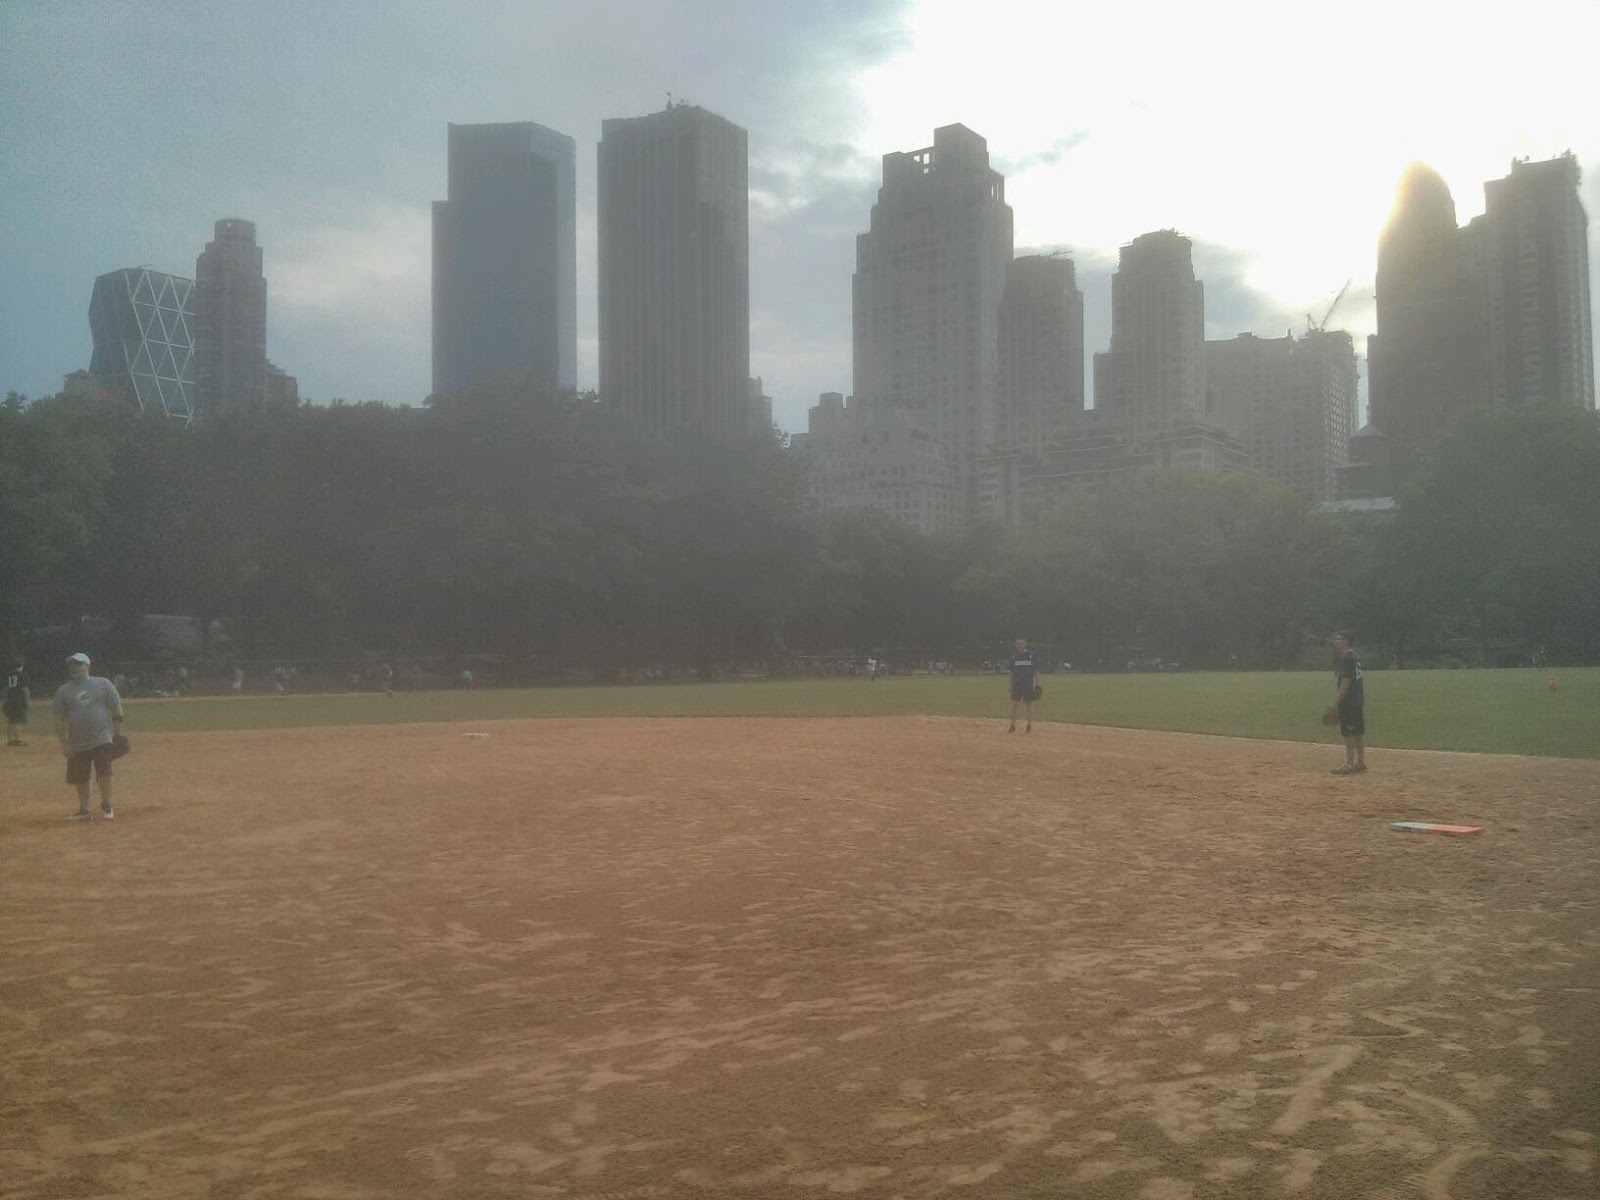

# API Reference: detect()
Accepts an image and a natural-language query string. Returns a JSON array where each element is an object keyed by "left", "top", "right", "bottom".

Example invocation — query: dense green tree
[
  {"left": 0, "top": 393, "right": 120, "bottom": 653},
  {"left": 0, "top": 387, "right": 1593, "bottom": 675},
  {"left": 1381, "top": 405, "right": 1600, "bottom": 664},
  {"left": 973, "top": 472, "right": 1357, "bottom": 669}
]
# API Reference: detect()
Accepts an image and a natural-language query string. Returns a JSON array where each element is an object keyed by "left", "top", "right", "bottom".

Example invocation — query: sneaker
[
  {"left": 1331, "top": 764, "right": 1360, "bottom": 775},
  {"left": 68, "top": 811, "right": 93, "bottom": 821},
  {"left": 101, "top": 809, "right": 115, "bottom": 820},
  {"left": 1007, "top": 725, "right": 1016, "bottom": 733},
  {"left": 1024, "top": 725, "right": 1032, "bottom": 734},
  {"left": 1353, "top": 764, "right": 1368, "bottom": 773}
]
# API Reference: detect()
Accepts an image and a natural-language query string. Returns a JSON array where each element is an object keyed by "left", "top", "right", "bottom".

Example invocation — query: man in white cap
[{"left": 52, "top": 652, "right": 125, "bottom": 820}]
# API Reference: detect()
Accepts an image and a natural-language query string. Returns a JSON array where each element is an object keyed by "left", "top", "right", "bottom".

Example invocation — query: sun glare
[{"left": 851, "top": 0, "right": 1599, "bottom": 339}]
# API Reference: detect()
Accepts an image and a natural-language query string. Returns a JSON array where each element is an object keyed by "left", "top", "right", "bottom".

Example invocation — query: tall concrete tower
[
  {"left": 598, "top": 103, "right": 750, "bottom": 441},
  {"left": 193, "top": 218, "right": 267, "bottom": 413},
  {"left": 1369, "top": 156, "right": 1594, "bottom": 471},
  {"left": 997, "top": 254, "right": 1084, "bottom": 454},
  {"left": 853, "top": 124, "right": 1014, "bottom": 494},
  {"left": 1367, "top": 164, "right": 1491, "bottom": 459},
  {"left": 1093, "top": 230, "right": 1205, "bottom": 435},
  {"left": 1483, "top": 153, "right": 1594, "bottom": 412},
  {"left": 1205, "top": 329, "right": 1357, "bottom": 500},
  {"left": 432, "top": 121, "right": 577, "bottom": 397}
]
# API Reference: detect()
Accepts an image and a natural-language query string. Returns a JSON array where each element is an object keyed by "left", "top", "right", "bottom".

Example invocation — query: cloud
[
  {"left": 749, "top": 142, "right": 883, "bottom": 429},
  {"left": 2, "top": 0, "right": 1595, "bottom": 425},
  {"left": 1, "top": 0, "right": 914, "bottom": 405},
  {"left": 273, "top": 204, "right": 429, "bottom": 317},
  {"left": 268, "top": 200, "right": 431, "bottom": 401},
  {"left": 855, "top": 0, "right": 1596, "bottom": 352},
  {"left": 992, "top": 133, "right": 1092, "bottom": 176}
]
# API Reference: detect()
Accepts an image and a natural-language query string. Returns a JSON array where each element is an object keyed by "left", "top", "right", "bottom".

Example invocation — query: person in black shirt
[
  {"left": 1007, "top": 638, "right": 1039, "bottom": 734},
  {"left": 4, "top": 659, "right": 30, "bottom": 746},
  {"left": 1330, "top": 631, "right": 1366, "bottom": 775}
]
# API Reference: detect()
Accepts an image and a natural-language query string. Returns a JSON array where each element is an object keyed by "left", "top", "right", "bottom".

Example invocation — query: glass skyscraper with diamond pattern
[{"left": 88, "top": 267, "right": 197, "bottom": 425}]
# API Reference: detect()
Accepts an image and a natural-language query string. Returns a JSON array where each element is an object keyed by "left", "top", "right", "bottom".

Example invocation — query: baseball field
[{"left": 2, "top": 673, "right": 1597, "bottom": 1198}]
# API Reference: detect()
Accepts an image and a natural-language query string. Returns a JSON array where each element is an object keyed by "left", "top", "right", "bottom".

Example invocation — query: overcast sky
[{"left": 4, "top": 0, "right": 1597, "bottom": 433}]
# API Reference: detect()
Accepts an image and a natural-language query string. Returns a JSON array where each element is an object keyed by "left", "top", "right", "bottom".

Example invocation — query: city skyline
[{"left": 3, "top": 1, "right": 1598, "bottom": 432}]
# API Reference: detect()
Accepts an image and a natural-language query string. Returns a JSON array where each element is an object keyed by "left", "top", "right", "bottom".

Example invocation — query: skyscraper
[
  {"left": 1367, "top": 154, "right": 1594, "bottom": 469},
  {"left": 997, "top": 254, "right": 1085, "bottom": 455},
  {"left": 88, "top": 267, "right": 197, "bottom": 424},
  {"left": 1366, "top": 165, "right": 1490, "bottom": 459},
  {"left": 432, "top": 121, "right": 577, "bottom": 398},
  {"left": 598, "top": 103, "right": 750, "bottom": 441},
  {"left": 853, "top": 124, "right": 1014, "bottom": 491},
  {"left": 1483, "top": 153, "right": 1594, "bottom": 412},
  {"left": 1205, "top": 329, "right": 1357, "bottom": 500},
  {"left": 1093, "top": 230, "right": 1205, "bottom": 436},
  {"left": 193, "top": 218, "right": 268, "bottom": 413}
]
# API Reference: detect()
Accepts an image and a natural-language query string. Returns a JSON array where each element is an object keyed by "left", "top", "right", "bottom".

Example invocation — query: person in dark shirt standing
[
  {"left": 1007, "top": 638, "right": 1039, "bottom": 734},
  {"left": 4, "top": 659, "right": 30, "bottom": 746},
  {"left": 1330, "top": 631, "right": 1366, "bottom": 775}
]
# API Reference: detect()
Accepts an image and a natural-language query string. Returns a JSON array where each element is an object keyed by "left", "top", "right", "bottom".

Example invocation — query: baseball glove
[
  {"left": 108, "top": 733, "right": 131, "bottom": 759},
  {"left": 1032, "top": 684, "right": 1044, "bottom": 702},
  {"left": 1320, "top": 706, "right": 1340, "bottom": 727}
]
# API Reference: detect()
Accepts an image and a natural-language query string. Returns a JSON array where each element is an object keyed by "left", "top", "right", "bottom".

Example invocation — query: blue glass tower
[
  {"left": 432, "top": 121, "right": 577, "bottom": 397},
  {"left": 87, "top": 268, "right": 197, "bottom": 424}
]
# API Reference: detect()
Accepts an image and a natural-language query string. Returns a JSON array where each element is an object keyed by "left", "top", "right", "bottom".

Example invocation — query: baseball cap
[{"left": 66, "top": 652, "right": 91, "bottom": 665}]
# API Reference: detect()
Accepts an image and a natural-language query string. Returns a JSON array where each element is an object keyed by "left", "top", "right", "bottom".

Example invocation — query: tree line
[{"left": 2, "top": 385, "right": 1596, "bottom": 681}]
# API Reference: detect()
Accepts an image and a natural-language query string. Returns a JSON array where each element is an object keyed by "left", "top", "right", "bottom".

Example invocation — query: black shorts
[
  {"left": 1338, "top": 702, "right": 1365, "bottom": 738},
  {"left": 2, "top": 699, "right": 25, "bottom": 723},
  {"left": 66, "top": 744, "right": 115, "bottom": 785},
  {"left": 1010, "top": 681, "right": 1036, "bottom": 702}
]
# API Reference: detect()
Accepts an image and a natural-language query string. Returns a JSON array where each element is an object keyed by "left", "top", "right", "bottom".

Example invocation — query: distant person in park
[
  {"left": 1329, "top": 631, "right": 1367, "bottom": 775},
  {"left": 1007, "top": 637, "right": 1039, "bottom": 734},
  {"left": 52, "top": 652, "right": 125, "bottom": 820},
  {"left": 460, "top": 668, "right": 474, "bottom": 689},
  {"left": 380, "top": 661, "right": 394, "bottom": 697},
  {"left": 5, "top": 658, "right": 30, "bottom": 746},
  {"left": 231, "top": 665, "right": 244, "bottom": 696}
]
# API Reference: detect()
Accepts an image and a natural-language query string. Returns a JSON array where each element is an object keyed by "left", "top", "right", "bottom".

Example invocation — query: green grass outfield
[{"left": 120, "top": 668, "right": 1598, "bottom": 758}]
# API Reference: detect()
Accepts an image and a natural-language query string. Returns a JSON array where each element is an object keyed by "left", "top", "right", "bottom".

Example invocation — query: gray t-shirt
[{"left": 52, "top": 676, "right": 123, "bottom": 752}]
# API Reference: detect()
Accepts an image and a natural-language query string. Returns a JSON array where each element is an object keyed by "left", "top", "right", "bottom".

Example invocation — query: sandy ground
[{"left": 1, "top": 717, "right": 1597, "bottom": 1200}]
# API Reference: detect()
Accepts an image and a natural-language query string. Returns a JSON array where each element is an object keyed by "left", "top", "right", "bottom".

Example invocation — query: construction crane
[{"left": 1305, "top": 278, "right": 1351, "bottom": 333}]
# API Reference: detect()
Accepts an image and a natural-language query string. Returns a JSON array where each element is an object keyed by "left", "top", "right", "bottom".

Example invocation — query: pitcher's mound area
[{"left": 3, "top": 718, "right": 1597, "bottom": 1198}]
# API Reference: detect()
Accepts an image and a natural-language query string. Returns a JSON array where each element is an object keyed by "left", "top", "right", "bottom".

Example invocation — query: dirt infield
[{"left": 2, "top": 717, "right": 1597, "bottom": 1199}]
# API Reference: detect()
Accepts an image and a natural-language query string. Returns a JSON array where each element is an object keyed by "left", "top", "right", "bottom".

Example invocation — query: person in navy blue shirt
[
  {"left": 1329, "top": 630, "right": 1367, "bottom": 775},
  {"left": 1007, "top": 638, "right": 1039, "bottom": 733}
]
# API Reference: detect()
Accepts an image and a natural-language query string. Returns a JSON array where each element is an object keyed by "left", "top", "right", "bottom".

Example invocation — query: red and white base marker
[{"left": 1389, "top": 821, "right": 1484, "bottom": 836}]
